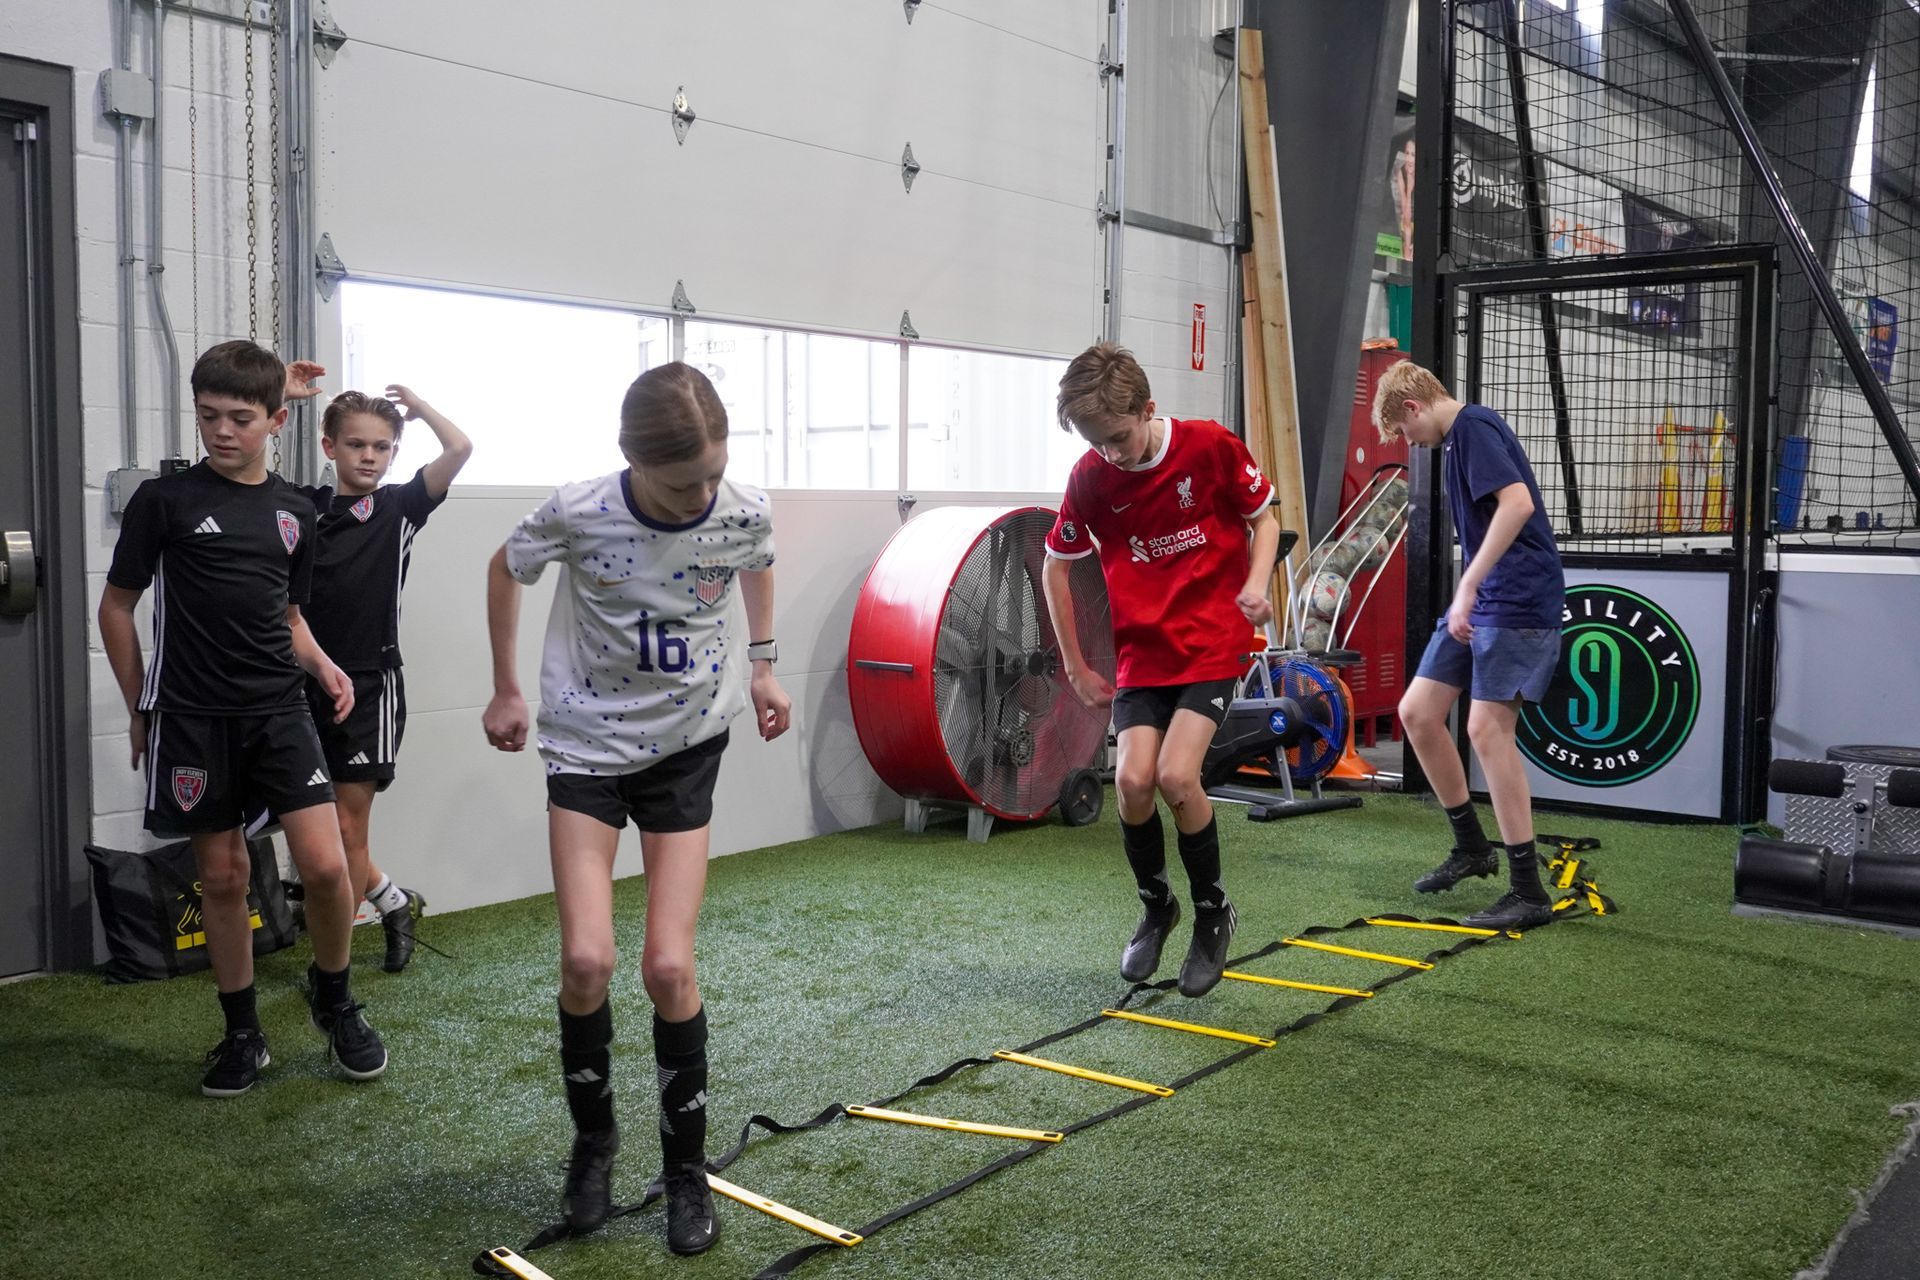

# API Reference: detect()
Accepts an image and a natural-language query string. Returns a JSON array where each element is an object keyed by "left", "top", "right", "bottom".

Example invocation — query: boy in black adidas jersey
[
  {"left": 297, "top": 382, "right": 472, "bottom": 972},
  {"left": 98, "top": 340, "right": 388, "bottom": 1097}
]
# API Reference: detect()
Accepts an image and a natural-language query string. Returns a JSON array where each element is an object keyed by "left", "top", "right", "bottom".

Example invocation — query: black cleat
[
  {"left": 381, "top": 888, "right": 427, "bottom": 973},
  {"left": 307, "top": 976, "right": 389, "bottom": 1081},
  {"left": 664, "top": 1161, "right": 721, "bottom": 1256},
  {"left": 1178, "top": 902, "right": 1237, "bottom": 998},
  {"left": 562, "top": 1128, "right": 621, "bottom": 1234},
  {"left": 1463, "top": 891, "right": 1554, "bottom": 931},
  {"left": 200, "top": 1028, "right": 271, "bottom": 1098},
  {"left": 1120, "top": 899, "right": 1181, "bottom": 983},
  {"left": 1413, "top": 847, "right": 1500, "bottom": 893}
]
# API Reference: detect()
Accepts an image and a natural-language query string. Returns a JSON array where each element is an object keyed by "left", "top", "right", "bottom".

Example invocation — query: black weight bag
[{"left": 85, "top": 836, "right": 299, "bottom": 983}]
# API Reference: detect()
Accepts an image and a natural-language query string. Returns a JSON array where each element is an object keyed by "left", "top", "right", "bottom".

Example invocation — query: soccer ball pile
[{"left": 1294, "top": 477, "right": 1409, "bottom": 653}]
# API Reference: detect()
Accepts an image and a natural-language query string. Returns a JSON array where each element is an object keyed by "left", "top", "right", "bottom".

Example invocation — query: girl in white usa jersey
[{"left": 483, "top": 362, "right": 790, "bottom": 1256}]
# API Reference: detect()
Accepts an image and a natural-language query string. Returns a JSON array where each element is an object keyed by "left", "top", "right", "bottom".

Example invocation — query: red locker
[{"left": 1337, "top": 347, "right": 1410, "bottom": 745}]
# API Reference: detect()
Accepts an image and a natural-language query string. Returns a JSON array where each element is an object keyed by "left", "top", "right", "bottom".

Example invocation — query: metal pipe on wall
[
  {"left": 115, "top": 0, "right": 141, "bottom": 466},
  {"left": 284, "top": 0, "right": 319, "bottom": 483},
  {"left": 146, "top": 0, "right": 183, "bottom": 457},
  {"left": 1102, "top": 0, "right": 1128, "bottom": 341}
]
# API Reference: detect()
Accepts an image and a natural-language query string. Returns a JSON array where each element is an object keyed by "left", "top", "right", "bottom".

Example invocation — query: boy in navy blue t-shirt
[{"left": 1372, "top": 361, "right": 1565, "bottom": 930}]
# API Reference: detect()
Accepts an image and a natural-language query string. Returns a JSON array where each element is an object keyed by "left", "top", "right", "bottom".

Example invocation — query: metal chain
[
  {"left": 268, "top": 0, "right": 282, "bottom": 349},
  {"left": 243, "top": 0, "right": 258, "bottom": 343},
  {"left": 188, "top": 0, "right": 202, "bottom": 458}
]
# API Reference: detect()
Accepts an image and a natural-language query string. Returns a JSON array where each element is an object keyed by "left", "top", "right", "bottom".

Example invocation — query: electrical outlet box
[
  {"left": 98, "top": 69, "right": 154, "bottom": 120},
  {"left": 107, "top": 467, "right": 158, "bottom": 516}
]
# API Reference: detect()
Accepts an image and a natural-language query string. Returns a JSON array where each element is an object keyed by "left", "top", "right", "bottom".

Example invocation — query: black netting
[{"left": 1445, "top": 0, "right": 1920, "bottom": 545}]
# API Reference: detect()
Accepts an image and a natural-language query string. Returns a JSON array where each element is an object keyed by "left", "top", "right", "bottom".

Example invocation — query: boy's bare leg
[
  {"left": 333, "top": 780, "right": 379, "bottom": 901},
  {"left": 1400, "top": 676, "right": 1502, "bottom": 893},
  {"left": 549, "top": 808, "right": 624, "bottom": 1233},
  {"left": 280, "top": 803, "right": 354, "bottom": 973},
  {"left": 1399, "top": 676, "right": 1469, "bottom": 807},
  {"left": 191, "top": 828, "right": 257, "bottom": 993},
  {"left": 1113, "top": 725, "right": 1164, "bottom": 826},
  {"left": 1153, "top": 709, "right": 1217, "bottom": 836},
  {"left": 1115, "top": 723, "right": 1178, "bottom": 982},
  {"left": 1466, "top": 698, "right": 1534, "bottom": 844}
]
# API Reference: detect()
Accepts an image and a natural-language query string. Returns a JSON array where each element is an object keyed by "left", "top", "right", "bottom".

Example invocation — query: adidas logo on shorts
[
  {"left": 306, "top": 769, "right": 328, "bottom": 787},
  {"left": 346, "top": 751, "right": 370, "bottom": 766}
]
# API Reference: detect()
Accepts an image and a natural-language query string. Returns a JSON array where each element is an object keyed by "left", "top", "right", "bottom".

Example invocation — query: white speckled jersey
[{"left": 504, "top": 470, "right": 775, "bottom": 775}]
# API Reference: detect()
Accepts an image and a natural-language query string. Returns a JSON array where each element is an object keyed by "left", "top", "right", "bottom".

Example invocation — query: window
[
  {"left": 340, "top": 282, "right": 1078, "bottom": 495},
  {"left": 907, "top": 346, "right": 1081, "bottom": 492},
  {"left": 684, "top": 321, "right": 900, "bottom": 489},
  {"left": 339, "top": 281, "right": 664, "bottom": 488},
  {"left": 1851, "top": 62, "right": 1877, "bottom": 201}
]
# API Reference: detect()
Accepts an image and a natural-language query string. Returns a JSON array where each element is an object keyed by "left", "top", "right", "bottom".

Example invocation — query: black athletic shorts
[
  {"left": 545, "top": 731, "right": 731, "bottom": 833},
  {"left": 307, "top": 668, "right": 405, "bottom": 790},
  {"left": 1110, "top": 678, "right": 1239, "bottom": 734},
  {"left": 145, "top": 708, "right": 334, "bottom": 837}
]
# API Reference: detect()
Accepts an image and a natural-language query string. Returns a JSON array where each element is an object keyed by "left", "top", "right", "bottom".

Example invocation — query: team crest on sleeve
[
  {"left": 172, "top": 767, "right": 208, "bottom": 812},
  {"left": 695, "top": 562, "right": 734, "bottom": 606},
  {"left": 1061, "top": 521, "right": 1078, "bottom": 543},
  {"left": 275, "top": 509, "right": 301, "bottom": 553},
  {"left": 349, "top": 495, "right": 374, "bottom": 523}
]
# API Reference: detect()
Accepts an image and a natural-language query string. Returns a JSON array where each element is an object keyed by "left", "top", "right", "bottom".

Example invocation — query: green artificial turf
[{"left": 4, "top": 793, "right": 1918, "bottom": 1280}]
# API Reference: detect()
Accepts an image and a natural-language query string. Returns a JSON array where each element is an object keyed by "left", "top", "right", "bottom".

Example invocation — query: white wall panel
[
  {"left": 317, "top": 3, "right": 1103, "bottom": 353},
  {"left": 325, "top": 0, "right": 1097, "bottom": 207}
]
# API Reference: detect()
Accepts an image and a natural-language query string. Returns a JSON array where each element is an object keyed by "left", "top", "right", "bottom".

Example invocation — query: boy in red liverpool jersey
[{"left": 1041, "top": 343, "right": 1281, "bottom": 996}]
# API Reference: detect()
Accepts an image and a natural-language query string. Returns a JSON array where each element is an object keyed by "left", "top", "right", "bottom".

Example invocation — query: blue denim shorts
[{"left": 1414, "top": 620, "right": 1561, "bottom": 704}]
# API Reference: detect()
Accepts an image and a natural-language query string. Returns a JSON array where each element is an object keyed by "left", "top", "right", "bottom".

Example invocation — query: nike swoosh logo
[
  {"left": 1111, "top": 503, "right": 1132, "bottom": 513},
  {"left": 595, "top": 575, "right": 637, "bottom": 587}
]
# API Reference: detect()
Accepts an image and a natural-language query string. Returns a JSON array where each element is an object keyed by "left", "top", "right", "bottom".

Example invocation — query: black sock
[
  {"left": 218, "top": 985, "right": 260, "bottom": 1036},
  {"left": 1506, "top": 840, "right": 1549, "bottom": 902},
  {"left": 1176, "top": 817, "right": 1227, "bottom": 913},
  {"left": 1121, "top": 810, "right": 1173, "bottom": 910},
  {"left": 310, "top": 962, "right": 350, "bottom": 1011},
  {"left": 560, "top": 999, "right": 617, "bottom": 1136},
  {"left": 1445, "top": 801, "right": 1492, "bottom": 853},
  {"left": 654, "top": 1007, "right": 709, "bottom": 1169}
]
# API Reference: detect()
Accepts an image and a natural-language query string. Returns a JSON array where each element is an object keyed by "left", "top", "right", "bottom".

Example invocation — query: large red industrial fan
[{"left": 848, "top": 506, "right": 1115, "bottom": 842}]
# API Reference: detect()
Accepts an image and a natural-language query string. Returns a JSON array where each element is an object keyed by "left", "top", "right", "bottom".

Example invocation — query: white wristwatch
[{"left": 747, "top": 639, "right": 778, "bottom": 664}]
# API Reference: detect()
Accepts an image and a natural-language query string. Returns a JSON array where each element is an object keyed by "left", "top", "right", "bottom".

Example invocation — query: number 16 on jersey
[{"left": 637, "top": 621, "right": 690, "bottom": 673}]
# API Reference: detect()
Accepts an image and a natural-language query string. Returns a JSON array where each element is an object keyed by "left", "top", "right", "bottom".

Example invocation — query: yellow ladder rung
[
  {"left": 705, "top": 1173, "right": 864, "bottom": 1246},
  {"left": 845, "top": 1104, "right": 1063, "bottom": 1144},
  {"left": 1221, "top": 970, "right": 1374, "bottom": 999},
  {"left": 480, "top": 1249, "right": 557, "bottom": 1280},
  {"left": 993, "top": 1050, "right": 1175, "bottom": 1096},
  {"left": 1363, "top": 917, "right": 1504, "bottom": 938},
  {"left": 1282, "top": 937, "right": 1433, "bottom": 969},
  {"left": 1101, "top": 1008, "right": 1277, "bottom": 1047}
]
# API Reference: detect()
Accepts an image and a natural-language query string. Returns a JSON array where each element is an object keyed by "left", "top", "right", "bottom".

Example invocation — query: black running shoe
[
  {"left": 307, "top": 987, "right": 389, "bottom": 1081},
  {"left": 381, "top": 888, "right": 427, "bottom": 973},
  {"left": 1413, "top": 847, "right": 1500, "bottom": 893},
  {"left": 561, "top": 1128, "right": 620, "bottom": 1234},
  {"left": 1178, "top": 902, "right": 1237, "bottom": 998},
  {"left": 664, "top": 1161, "right": 720, "bottom": 1256},
  {"left": 200, "top": 1028, "right": 271, "bottom": 1098},
  {"left": 1463, "top": 891, "right": 1554, "bottom": 931},
  {"left": 1120, "top": 899, "right": 1181, "bottom": 983}
]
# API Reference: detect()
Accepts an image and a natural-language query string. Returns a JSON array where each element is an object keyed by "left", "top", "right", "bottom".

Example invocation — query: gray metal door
[{"left": 0, "top": 107, "right": 49, "bottom": 976}]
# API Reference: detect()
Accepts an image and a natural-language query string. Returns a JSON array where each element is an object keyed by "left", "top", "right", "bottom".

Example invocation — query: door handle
[{"left": 0, "top": 530, "right": 37, "bottom": 616}]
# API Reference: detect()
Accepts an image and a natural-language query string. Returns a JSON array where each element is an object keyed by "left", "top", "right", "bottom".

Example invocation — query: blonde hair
[
  {"left": 1056, "top": 342, "right": 1152, "bottom": 433},
  {"left": 619, "top": 362, "right": 728, "bottom": 466},
  {"left": 1371, "top": 361, "right": 1449, "bottom": 442}
]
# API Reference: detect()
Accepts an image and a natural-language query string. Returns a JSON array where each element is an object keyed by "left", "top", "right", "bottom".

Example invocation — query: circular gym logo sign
[{"left": 1518, "top": 585, "right": 1700, "bottom": 787}]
